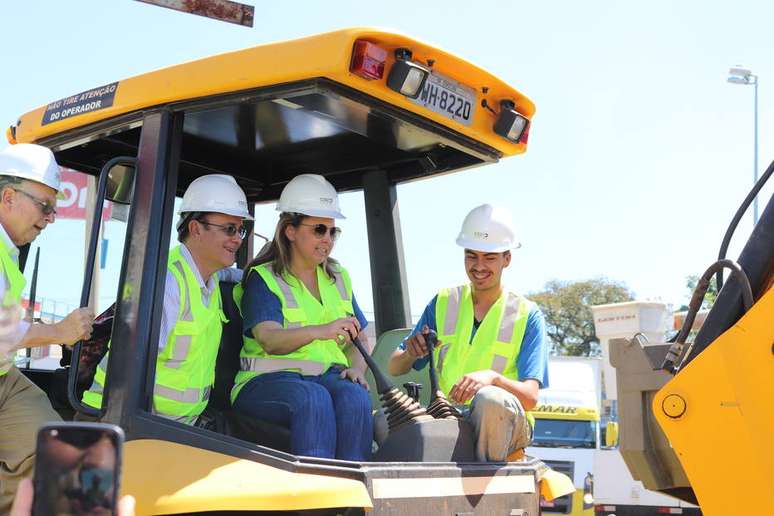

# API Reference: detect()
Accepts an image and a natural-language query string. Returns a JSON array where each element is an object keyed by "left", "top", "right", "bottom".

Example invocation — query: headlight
[
  {"left": 387, "top": 48, "right": 430, "bottom": 99},
  {"left": 493, "top": 100, "right": 529, "bottom": 143}
]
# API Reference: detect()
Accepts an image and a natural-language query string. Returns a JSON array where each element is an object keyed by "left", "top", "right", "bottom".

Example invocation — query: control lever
[
  {"left": 424, "top": 330, "right": 462, "bottom": 420},
  {"left": 403, "top": 382, "right": 422, "bottom": 403},
  {"left": 345, "top": 325, "right": 432, "bottom": 432}
]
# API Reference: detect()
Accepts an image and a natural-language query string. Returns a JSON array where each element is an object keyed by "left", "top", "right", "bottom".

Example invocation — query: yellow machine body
[{"left": 653, "top": 287, "right": 774, "bottom": 515}]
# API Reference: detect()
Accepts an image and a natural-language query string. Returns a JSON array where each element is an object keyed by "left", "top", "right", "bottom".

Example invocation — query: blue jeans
[{"left": 233, "top": 367, "right": 373, "bottom": 461}]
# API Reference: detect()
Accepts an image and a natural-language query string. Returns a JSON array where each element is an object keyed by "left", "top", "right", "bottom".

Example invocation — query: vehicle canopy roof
[{"left": 7, "top": 28, "right": 535, "bottom": 202}]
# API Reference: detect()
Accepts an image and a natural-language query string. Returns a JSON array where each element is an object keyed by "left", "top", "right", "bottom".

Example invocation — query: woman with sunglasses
[{"left": 232, "top": 174, "right": 372, "bottom": 460}]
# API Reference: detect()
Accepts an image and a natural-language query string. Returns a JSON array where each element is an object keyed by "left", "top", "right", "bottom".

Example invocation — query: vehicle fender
[{"left": 122, "top": 439, "right": 372, "bottom": 514}]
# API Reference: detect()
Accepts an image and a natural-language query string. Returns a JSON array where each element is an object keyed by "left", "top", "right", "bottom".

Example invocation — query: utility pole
[{"left": 727, "top": 66, "right": 760, "bottom": 225}]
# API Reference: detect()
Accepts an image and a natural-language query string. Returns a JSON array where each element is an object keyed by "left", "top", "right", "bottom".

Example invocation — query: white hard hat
[
  {"left": 276, "top": 174, "right": 345, "bottom": 219},
  {"left": 455, "top": 204, "right": 521, "bottom": 253},
  {"left": 0, "top": 143, "right": 62, "bottom": 194},
  {"left": 177, "top": 174, "right": 253, "bottom": 230}
]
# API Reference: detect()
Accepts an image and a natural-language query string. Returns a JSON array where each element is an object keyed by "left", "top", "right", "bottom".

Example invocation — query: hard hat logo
[
  {"left": 276, "top": 174, "right": 345, "bottom": 219},
  {"left": 456, "top": 204, "right": 520, "bottom": 253}
]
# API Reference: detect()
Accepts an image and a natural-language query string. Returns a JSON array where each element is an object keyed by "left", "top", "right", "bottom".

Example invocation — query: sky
[{"left": 2, "top": 0, "right": 773, "bottom": 321}]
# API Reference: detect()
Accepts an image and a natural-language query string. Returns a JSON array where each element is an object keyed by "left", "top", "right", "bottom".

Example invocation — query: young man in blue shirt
[{"left": 388, "top": 204, "right": 549, "bottom": 462}]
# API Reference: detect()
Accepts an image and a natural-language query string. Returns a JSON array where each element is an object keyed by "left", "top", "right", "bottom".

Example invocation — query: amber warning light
[{"left": 350, "top": 40, "right": 388, "bottom": 80}]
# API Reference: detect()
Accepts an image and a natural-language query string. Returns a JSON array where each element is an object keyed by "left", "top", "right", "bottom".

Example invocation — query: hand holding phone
[{"left": 31, "top": 422, "right": 125, "bottom": 516}]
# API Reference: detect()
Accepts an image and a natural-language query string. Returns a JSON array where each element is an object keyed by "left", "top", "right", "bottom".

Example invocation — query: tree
[
  {"left": 679, "top": 274, "right": 717, "bottom": 311},
  {"left": 529, "top": 278, "right": 635, "bottom": 357}
]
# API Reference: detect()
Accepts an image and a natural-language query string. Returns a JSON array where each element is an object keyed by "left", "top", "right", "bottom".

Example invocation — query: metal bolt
[{"left": 662, "top": 394, "right": 687, "bottom": 419}]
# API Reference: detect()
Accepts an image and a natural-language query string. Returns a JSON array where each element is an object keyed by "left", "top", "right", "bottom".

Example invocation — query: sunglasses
[
  {"left": 198, "top": 220, "right": 248, "bottom": 239},
  {"left": 13, "top": 188, "right": 57, "bottom": 216},
  {"left": 297, "top": 222, "right": 342, "bottom": 241}
]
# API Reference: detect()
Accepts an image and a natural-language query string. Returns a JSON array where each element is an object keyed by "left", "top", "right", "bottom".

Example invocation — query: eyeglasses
[
  {"left": 197, "top": 220, "right": 248, "bottom": 239},
  {"left": 297, "top": 223, "right": 342, "bottom": 241},
  {"left": 13, "top": 188, "right": 57, "bottom": 216}
]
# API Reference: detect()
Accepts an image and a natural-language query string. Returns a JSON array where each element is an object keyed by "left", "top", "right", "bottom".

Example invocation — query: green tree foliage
[
  {"left": 529, "top": 278, "right": 635, "bottom": 357},
  {"left": 680, "top": 274, "right": 718, "bottom": 311}
]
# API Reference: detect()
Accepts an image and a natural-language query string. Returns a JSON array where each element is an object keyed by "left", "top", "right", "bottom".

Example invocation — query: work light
[
  {"left": 493, "top": 100, "right": 529, "bottom": 143},
  {"left": 387, "top": 48, "right": 429, "bottom": 99}
]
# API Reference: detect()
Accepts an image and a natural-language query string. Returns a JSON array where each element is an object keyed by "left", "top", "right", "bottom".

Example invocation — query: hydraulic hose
[
  {"left": 715, "top": 158, "right": 774, "bottom": 291},
  {"left": 661, "top": 259, "right": 754, "bottom": 373}
]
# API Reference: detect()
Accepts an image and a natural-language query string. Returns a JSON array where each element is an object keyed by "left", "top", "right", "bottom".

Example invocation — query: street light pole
[
  {"left": 727, "top": 66, "right": 759, "bottom": 225},
  {"left": 753, "top": 75, "right": 759, "bottom": 224}
]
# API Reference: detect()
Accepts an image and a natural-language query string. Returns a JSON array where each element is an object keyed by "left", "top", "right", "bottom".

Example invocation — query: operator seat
[{"left": 209, "top": 280, "right": 291, "bottom": 451}]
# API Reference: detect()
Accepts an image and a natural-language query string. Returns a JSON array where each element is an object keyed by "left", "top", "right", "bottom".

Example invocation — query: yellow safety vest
[
  {"left": 83, "top": 246, "right": 226, "bottom": 424},
  {"left": 0, "top": 237, "right": 25, "bottom": 376},
  {"left": 231, "top": 262, "right": 353, "bottom": 403},
  {"left": 434, "top": 284, "right": 535, "bottom": 425}
]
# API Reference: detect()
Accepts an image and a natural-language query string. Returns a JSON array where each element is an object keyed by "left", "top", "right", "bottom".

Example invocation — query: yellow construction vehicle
[
  {"left": 604, "top": 162, "right": 774, "bottom": 516},
  {"left": 8, "top": 28, "right": 572, "bottom": 514}
]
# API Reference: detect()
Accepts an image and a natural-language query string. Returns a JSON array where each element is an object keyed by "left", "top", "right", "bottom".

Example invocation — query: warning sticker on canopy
[{"left": 42, "top": 82, "right": 118, "bottom": 125}]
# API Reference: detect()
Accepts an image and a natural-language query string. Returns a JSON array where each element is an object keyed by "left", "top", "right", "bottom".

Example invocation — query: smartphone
[{"left": 32, "top": 422, "right": 124, "bottom": 516}]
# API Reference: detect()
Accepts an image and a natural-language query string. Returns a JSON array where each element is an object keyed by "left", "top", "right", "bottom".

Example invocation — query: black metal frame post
[
  {"left": 68, "top": 156, "right": 137, "bottom": 417},
  {"left": 102, "top": 110, "right": 181, "bottom": 433},
  {"left": 235, "top": 202, "right": 255, "bottom": 269},
  {"left": 363, "top": 169, "right": 411, "bottom": 336}
]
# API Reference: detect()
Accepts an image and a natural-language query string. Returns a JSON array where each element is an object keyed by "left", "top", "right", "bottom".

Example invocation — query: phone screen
[{"left": 33, "top": 423, "right": 123, "bottom": 516}]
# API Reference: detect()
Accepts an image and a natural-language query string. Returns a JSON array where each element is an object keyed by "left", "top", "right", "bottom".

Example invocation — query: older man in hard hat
[
  {"left": 388, "top": 204, "right": 548, "bottom": 462},
  {"left": 83, "top": 174, "right": 251, "bottom": 426},
  {"left": 0, "top": 144, "right": 95, "bottom": 512}
]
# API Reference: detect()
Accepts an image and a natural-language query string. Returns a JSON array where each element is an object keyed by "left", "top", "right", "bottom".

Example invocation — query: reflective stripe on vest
[
  {"left": 269, "top": 264, "right": 300, "bottom": 309},
  {"left": 162, "top": 261, "right": 195, "bottom": 370},
  {"left": 82, "top": 246, "right": 224, "bottom": 423},
  {"left": 332, "top": 271, "right": 350, "bottom": 303},
  {"left": 434, "top": 285, "right": 532, "bottom": 409},
  {"left": 231, "top": 262, "right": 354, "bottom": 402},
  {"left": 154, "top": 384, "right": 212, "bottom": 404},
  {"left": 442, "top": 285, "right": 461, "bottom": 336},
  {"left": 239, "top": 357, "right": 326, "bottom": 376},
  {"left": 0, "top": 238, "right": 25, "bottom": 376}
]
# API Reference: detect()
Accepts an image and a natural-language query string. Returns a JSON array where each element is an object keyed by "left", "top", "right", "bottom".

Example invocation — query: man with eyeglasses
[
  {"left": 83, "top": 174, "right": 252, "bottom": 426},
  {"left": 0, "top": 143, "right": 95, "bottom": 512}
]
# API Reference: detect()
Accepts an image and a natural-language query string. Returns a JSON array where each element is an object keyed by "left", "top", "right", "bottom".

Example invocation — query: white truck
[{"left": 526, "top": 356, "right": 600, "bottom": 515}]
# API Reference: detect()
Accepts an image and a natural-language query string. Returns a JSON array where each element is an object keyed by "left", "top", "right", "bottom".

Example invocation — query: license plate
[{"left": 411, "top": 72, "right": 476, "bottom": 126}]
